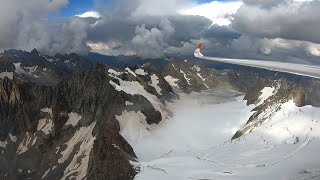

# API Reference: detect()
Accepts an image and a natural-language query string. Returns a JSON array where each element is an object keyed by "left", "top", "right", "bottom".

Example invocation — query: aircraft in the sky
[{"left": 194, "top": 43, "right": 320, "bottom": 79}]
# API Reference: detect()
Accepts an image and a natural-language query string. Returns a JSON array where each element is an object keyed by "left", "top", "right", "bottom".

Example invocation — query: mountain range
[{"left": 0, "top": 49, "right": 320, "bottom": 179}]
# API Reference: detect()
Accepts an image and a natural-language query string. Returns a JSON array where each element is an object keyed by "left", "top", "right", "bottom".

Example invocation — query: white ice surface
[
  {"left": 124, "top": 90, "right": 253, "bottom": 162},
  {"left": 116, "top": 89, "right": 320, "bottom": 180}
]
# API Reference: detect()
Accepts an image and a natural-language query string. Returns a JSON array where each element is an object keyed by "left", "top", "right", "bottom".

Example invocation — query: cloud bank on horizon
[{"left": 0, "top": 0, "right": 320, "bottom": 64}]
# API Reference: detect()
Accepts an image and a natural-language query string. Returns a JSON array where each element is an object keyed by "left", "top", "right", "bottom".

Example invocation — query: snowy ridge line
[{"left": 194, "top": 45, "right": 320, "bottom": 79}]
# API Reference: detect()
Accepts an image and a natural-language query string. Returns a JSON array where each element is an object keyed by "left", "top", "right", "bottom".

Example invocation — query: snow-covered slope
[{"left": 117, "top": 89, "right": 320, "bottom": 180}]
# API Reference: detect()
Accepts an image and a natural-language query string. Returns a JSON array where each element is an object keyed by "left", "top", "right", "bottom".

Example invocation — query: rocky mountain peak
[{"left": 30, "top": 48, "right": 39, "bottom": 56}]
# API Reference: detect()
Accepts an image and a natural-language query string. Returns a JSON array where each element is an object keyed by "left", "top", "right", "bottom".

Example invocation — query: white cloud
[
  {"left": 292, "top": 0, "right": 314, "bottom": 2},
  {"left": 179, "top": 1, "right": 243, "bottom": 26},
  {"left": 307, "top": 45, "right": 320, "bottom": 56},
  {"left": 76, "top": 11, "right": 101, "bottom": 19}
]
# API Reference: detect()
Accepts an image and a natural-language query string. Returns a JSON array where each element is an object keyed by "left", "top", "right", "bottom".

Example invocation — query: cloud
[
  {"left": 76, "top": 11, "right": 102, "bottom": 19},
  {"left": 132, "top": 18, "right": 175, "bottom": 58},
  {"left": 230, "top": 35, "right": 320, "bottom": 64},
  {"left": 87, "top": 0, "right": 214, "bottom": 58},
  {"left": 179, "top": 1, "right": 243, "bottom": 26},
  {"left": 242, "top": 0, "right": 285, "bottom": 7},
  {"left": 0, "top": 0, "right": 90, "bottom": 55},
  {"left": 1, "top": 0, "right": 320, "bottom": 65},
  {"left": 86, "top": 0, "right": 320, "bottom": 64},
  {"left": 232, "top": 1, "right": 320, "bottom": 44}
]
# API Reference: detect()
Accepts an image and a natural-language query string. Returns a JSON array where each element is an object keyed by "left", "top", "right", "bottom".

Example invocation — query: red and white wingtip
[{"left": 194, "top": 43, "right": 204, "bottom": 57}]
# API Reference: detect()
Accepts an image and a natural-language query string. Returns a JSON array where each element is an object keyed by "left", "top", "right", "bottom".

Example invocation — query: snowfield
[{"left": 116, "top": 89, "right": 320, "bottom": 180}]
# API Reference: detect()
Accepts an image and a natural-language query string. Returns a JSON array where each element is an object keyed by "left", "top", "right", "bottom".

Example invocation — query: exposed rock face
[
  {"left": 0, "top": 62, "right": 177, "bottom": 179},
  {"left": 0, "top": 49, "right": 92, "bottom": 86},
  {"left": 232, "top": 76, "right": 320, "bottom": 140},
  {"left": 0, "top": 77, "right": 53, "bottom": 141},
  {"left": 292, "top": 88, "right": 306, "bottom": 107},
  {"left": 162, "top": 59, "right": 263, "bottom": 94},
  {"left": 1, "top": 49, "right": 320, "bottom": 179}
]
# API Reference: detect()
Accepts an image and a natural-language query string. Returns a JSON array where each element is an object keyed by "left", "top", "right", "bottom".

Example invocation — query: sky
[
  {"left": 0, "top": 0, "right": 319, "bottom": 64},
  {"left": 50, "top": 0, "right": 95, "bottom": 18}
]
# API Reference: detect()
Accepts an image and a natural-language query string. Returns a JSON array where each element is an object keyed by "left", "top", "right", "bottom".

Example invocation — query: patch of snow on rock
[
  {"left": 61, "top": 122, "right": 96, "bottom": 180},
  {"left": 125, "top": 101, "right": 134, "bottom": 106},
  {"left": 0, "top": 140, "right": 8, "bottom": 148},
  {"left": 9, "top": 133, "right": 17, "bottom": 142},
  {"left": 47, "top": 59, "right": 57, "bottom": 63},
  {"left": 256, "top": 87, "right": 276, "bottom": 106},
  {"left": 197, "top": 73, "right": 205, "bottom": 81},
  {"left": 13, "top": 63, "right": 26, "bottom": 74},
  {"left": 17, "top": 132, "right": 32, "bottom": 154},
  {"left": 41, "top": 108, "right": 53, "bottom": 115},
  {"left": 64, "top": 59, "right": 71, "bottom": 64},
  {"left": 24, "top": 66, "right": 38, "bottom": 74},
  {"left": 37, "top": 118, "right": 54, "bottom": 135},
  {"left": 41, "top": 168, "right": 50, "bottom": 179},
  {"left": 180, "top": 69, "right": 190, "bottom": 85},
  {"left": 164, "top": 75, "right": 179, "bottom": 88},
  {"left": 108, "top": 69, "right": 122, "bottom": 77},
  {"left": 59, "top": 122, "right": 96, "bottom": 165},
  {"left": 125, "top": 67, "right": 137, "bottom": 77},
  {"left": 0, "top": 71, "right": 13, "bottom": 80},
  {"left": 150, "top": 74, "right": 162, "bottom": 95},
  {"left": 116, "top": 111, "right": 150, "bottom": 144},
  {"left": 109, "top": 79, "right": 167, "bottom": 118},
  {"left": 135, "top": 69, "right": 148, "bottom": 76},
  {"left": 65, "top": 112, "right": 82, "bottom": 126},
  {"left": 193, "top": 65, "right": 201, "bottom": 72}
]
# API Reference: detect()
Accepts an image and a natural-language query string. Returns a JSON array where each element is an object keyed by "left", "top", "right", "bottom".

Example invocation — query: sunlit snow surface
[{"left": 116, "top": 89, "right": 320, "bottom": 180}]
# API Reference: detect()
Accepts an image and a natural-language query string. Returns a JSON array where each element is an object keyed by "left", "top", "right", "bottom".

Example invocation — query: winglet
[
  {"left": 194, "top": 43, "right": 204, "bottom": 57},
  {"left": 197, "top": 43, "right": 202, "bottom": 49}
]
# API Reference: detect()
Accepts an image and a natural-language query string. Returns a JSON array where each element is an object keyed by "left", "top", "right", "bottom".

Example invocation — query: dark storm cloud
[
  {"left": 242, "top": 0, "right": 285, "bottom": 7},
  {"left": 87, "top": 0, "right": 244, "bottom": 58},
  {"left": 1, "top": 0, "right": 320, "bottom": 64},
  {"left": 0, "top": 0, "right": 90, "bottom": 55},
  {"left": 232, "top": 0, "right": 320, "bottom": 44}
]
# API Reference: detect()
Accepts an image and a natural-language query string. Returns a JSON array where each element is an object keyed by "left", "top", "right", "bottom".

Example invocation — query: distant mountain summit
[{"left": 0, "top": 49, "right": 92, "bottom": 86}]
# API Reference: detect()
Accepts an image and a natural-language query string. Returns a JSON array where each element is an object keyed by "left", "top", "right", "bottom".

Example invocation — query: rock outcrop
[{"left": 0, "top": 62, "right": 176, "bottom": 179}]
